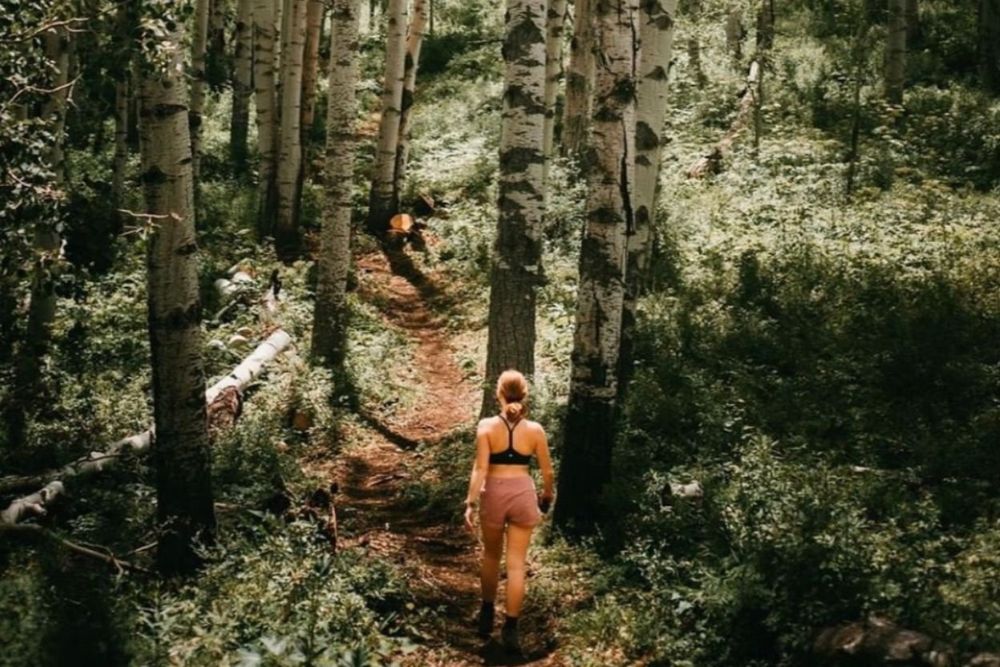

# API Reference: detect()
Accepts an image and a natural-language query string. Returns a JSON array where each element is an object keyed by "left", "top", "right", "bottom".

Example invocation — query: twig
[{"left": 0, "top": 523, "right": 152, "bottom": 575}]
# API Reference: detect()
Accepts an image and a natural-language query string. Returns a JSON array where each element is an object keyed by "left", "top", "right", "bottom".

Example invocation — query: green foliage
[{"left": 133, "top": 521, "right": 412, "bottom": 666}]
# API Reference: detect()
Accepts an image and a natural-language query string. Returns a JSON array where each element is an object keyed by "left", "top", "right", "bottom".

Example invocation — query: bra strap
[{"left": 501, "top": 416, "right": 518, "bottom": 452}]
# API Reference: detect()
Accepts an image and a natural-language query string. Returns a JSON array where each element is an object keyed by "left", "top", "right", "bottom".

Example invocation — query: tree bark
[
  {"left": 904, "top": 0, "right": 920, "bottom": 44},
  {"left": 980, "top": 0, "right": 1000, "bottom": 94},
  {"left": 12, "top": 25, "right": 72, "bottom": 446},
  {"left": 885, "top": 0, "right": 906, "bottom": 104},
  {"left": 686, "top": 0, "right": 706, "bottom": 86},
  {"left": 275, "top": 0, "right": 308, "bottom": 258},
  {"left": 300, "top": 0, "right": 324, "bottom": 140},
  {"left": 254, "top": 0, "right": 280, "bottom": 238},
  {"left": 113, "top": 79, "right": 129, "bottom": 206},
  {"left": 479, "top": 0, "right": 548, "bottom": 418},
  {"left": 392, "top": 0, "right": 429, "bottom": 207},
  {"left": 562, "top": 0, "right": 595, "bottom": 157},
  {"left": 542, "top": 0, "right": 568, "bottom": 187},
  {"left": 231, "top": 0, "right": 254, "bottom": 172},
  {"left": 621, "top": 0, "right": 677, "bottom": 393},
  {"left": 0, "top": 331, "right": 292, "bottom": 520},
  {"left": 313, "top": 0, "right": 361, "bottom": 370},
  {"left": 191, "top": 0, "right": 211, "bottom": 183},
  {"left": 367, "top": 0, "right": 408, "bottom": 236},
  {"left": 138, "top": 24, "right": 216, "bottom": 575},
  {"left": 208, "top": 0, "right": 229, "bottom": 87},
  {"left": 553, "top": 0, "right": 638, "bottom": 535}
]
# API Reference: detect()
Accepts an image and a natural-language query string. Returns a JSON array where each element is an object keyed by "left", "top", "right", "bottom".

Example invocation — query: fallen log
[
  {"left": 686, "top": 60, "right": 760, "bottom": 179},
  {"left": 0, "top": 330, "right": 293, "bottom": 522}
]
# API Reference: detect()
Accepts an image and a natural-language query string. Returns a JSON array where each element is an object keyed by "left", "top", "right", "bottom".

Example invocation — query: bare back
[{"left": 484, "top": 416, "right": 542, "bottom": 477}]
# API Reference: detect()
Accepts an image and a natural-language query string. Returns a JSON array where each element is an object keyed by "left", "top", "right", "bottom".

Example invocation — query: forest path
[{"left": 323, "top": 246, "right": 562, "bottom": 666}]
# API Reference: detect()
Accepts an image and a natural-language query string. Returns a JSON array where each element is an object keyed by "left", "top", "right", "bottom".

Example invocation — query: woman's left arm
[{"left": 463, "top": 421, "right": 491, "bottom": 531}]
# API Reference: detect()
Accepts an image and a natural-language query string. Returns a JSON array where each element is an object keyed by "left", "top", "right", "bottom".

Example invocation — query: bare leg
[
  {"left": 480, "top": 522, "right": 504, "bottom": 602},
  {"left": 504, "top": 523, "right": 534, "bottom": 617}
]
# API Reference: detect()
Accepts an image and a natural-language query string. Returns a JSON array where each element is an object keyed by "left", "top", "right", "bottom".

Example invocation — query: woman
[{"left": 463, "top": 370, "right": 555, "bottom": 652}]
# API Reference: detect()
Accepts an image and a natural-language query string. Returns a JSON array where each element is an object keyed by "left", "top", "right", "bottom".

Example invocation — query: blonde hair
[{"left": 496, "top": 369, "right": 529, "bottom": 422}]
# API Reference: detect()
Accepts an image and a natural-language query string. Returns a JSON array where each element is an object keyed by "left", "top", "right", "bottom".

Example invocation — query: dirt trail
[{"left": 328, "top": 248, "right": 562, "bottom": 666}]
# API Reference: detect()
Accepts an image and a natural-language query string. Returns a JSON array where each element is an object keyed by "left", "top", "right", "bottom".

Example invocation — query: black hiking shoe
[
  {"left": 477, "top": 601, "right": 495, "bottom": 638},
  {"left": 501, "top": 617, "right": 520, "bottom": 653}
]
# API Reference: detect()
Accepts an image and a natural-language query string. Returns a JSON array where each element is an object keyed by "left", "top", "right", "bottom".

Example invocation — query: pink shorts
[{"left": 479, "top": 476, "right": 542, "bottom": 528}]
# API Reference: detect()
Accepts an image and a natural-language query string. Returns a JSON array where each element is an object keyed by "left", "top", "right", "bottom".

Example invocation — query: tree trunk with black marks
[
  {"left": 686, "top": 0, "right": 706, "bottom": 86},
  {"left": 621, "top": 0, "right": 677, "bottom": 393},
  {"left": 208, "top": 0, "right": 229, "bottom": 87},
  {"left": 313, "top": 0, "right": 361, "bottom": 371},
  {"left": 12, "top": 25, "right": 72, "bottom": 447},
  {"left": 275, "top": 0, "right": 308, "bottom": 258},
  {"left": 393, "top": 0, "right": 429, "bottom": 207},
  {"left": 231, "top": 0, "right": 254, "bottom": 172},
  {"left": 885, "top": 0, "right": 906, "bottom": 104},
  {"left": 562, "top": 0, "right": 594, "bottom": 157},
  {"left": 480, "top": 0, "right": 548, "bottom": 418},
  {"left": 367, "top": 0, "right": 408, "bottom": 236},
  {"left": 191, "top": 0, "right": 211, "bottom": 183},
  {"left": 254, "top": 0, "right": 280, "bottom": 237},
  {"left": 138, "top": 21, "right": 216, "bottom": 576},
  {"left": 553, "top": 0, "right": 638, "bottom": 535},
  {"left": 543, "top": 0, "right": 567, "bottom": 187},
  {"left": 301, "top": 0, "right": 324, "bottom": 140},
  {"left": 980, "top": 0, "right": 1000, "bottom": 93}
]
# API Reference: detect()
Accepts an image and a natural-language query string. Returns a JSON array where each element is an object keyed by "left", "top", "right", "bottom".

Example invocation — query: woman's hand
[
  {"left": 463, "top": 502, "right": 476, "bottom": 532},
  {"left": 538, "top": 491, "right": 554, "bottom": 514}
]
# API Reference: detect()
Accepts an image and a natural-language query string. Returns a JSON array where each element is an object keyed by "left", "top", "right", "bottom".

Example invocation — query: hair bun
[{"left": 504, "top": 401, "right": 524, "bottom": 421}]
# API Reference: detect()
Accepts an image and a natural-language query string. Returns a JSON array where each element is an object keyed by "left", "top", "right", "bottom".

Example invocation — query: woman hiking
[{"left": 463, "top": 369, "right": 556, "bottom": 652}]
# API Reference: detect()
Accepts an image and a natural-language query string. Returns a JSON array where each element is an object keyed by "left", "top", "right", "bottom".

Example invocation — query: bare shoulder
[
  {"left": 476, "top": 417, "right": 497, "bottom": 434},
  {"left": 523, "top": 419, "right": 547, "bottom": 438}
]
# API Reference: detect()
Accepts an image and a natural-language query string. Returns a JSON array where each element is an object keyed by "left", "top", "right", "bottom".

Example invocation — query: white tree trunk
[
  {"left": 542, "top": 0, "right": 567, "bottom": 188},
  {"left": 562, "top": 0, "right": 594, "bottom": 156},
  {"left": 885, "top": 0, "right": 907, "bottom": 104},
  {"left": 231, "top": 0, "right": 255, "bottom": 169},
  {"left": 479, "top": 0, "right": 548, "bottom": 417},
  {"left": 191, "top": 0, "right": 211, "bottom": 183},
  {"left": 554, "top": 0, "right": 638, "bottom": 534},
  {"left": 621, "top": 0, "right": 677, "bottom": 387},
  {"left": 313, "top": 0, "right": 361, "bottom": 368},
  {"left": 301, "top": 0, "right": 325, "bottom": 137},
  {"left": 138, "top": 21, "right": 216, "bottom": 573},
  {"left": 367, "top": 0, "right": 408, "bottom": 234},
  {"left": 275, "top": 0, "right": 308, "bottom": 256},
  {"left": 254, "top": 0, "right": 280, "bottom": 236},
  {"left": 392, "top": 0, "right": 429, "bottom": 205}
]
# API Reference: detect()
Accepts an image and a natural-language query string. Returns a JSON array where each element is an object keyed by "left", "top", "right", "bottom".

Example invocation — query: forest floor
[{"left": 306, "top": 244, "right": 564, "bottom": 667}]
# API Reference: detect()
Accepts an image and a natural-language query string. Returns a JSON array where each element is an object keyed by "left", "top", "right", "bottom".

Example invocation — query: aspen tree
[
  {"left": 275, "top": 0, "right": 308, "bottom": 257},
  {"left": 367, "top": 0, "right": 407, "bottom": 235},
  {"left": 393, "top": 0, "right": 429, "bottom": 205},
  {"left": 562, "top": 0, "right": 594, "bottom": 156},
  {"left": 138, "top": 18, "right": 216, "bottom": 575},
  {"left": 542, "top": 0, "right": 567, "bottom": 186},
  {"left": 231, "top": 0, "right": 254, "bottom": 170},
  {"left": 480, "top": 0, "right": 548, "bottom": 418},
  {"left": 191, "top": 0, "right": 211, "bottom": 182},
  {"left": 254, "top": 0, "right": 280, "bottom": 236},
  {"left": 301, "top": 0, "right": 324, "bottom": 137},
  {"left": 553, "top": 0, "right": 638, "bottom": 534},
  {"left": 979, "top": 0, "right": 1000, "bottom": 93},
  {"left": 621, "top": 0, "right": 677, "bottom": 391},
  {"left": 313, "top": 0, "right": 361, "bottom": 369},
  {"left": 885, "top": 0, "right": 906, "bottom": 104}
]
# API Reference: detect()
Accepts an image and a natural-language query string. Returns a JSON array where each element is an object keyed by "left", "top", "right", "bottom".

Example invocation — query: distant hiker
[{"left": 463, "top": 370, "right": 556, "bottom": 653}]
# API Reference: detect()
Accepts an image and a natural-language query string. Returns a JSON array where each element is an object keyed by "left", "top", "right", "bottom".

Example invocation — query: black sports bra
[{"left": 488, "top": 417, "right": 532, "bottom": 465}]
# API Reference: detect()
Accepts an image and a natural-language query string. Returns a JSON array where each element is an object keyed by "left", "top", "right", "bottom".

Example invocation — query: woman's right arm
[{"left": 463, "top": 420, "right": 491, "bottom": 531}]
